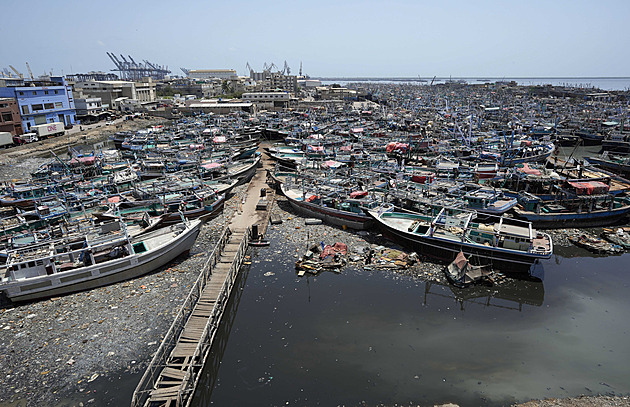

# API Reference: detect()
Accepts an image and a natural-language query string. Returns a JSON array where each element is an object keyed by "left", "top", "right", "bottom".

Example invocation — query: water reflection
[
  {"left": 423, "top": 276, "right": 545, "bottom": 312},
  {"left": 190, "top": 260, "right": 252, "bottom": 405}
]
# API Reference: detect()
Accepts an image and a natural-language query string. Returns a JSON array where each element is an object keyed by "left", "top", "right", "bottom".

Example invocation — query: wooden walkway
[
  {"left": 132, "top": 159, "right": 277, "bottom": 407},
  {"left": 142, "top": 230, "right": 246, "bottom": 406}
]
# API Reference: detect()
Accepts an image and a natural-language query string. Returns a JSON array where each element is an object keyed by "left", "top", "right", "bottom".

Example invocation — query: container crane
[
  {"left": 9, "top": 65, "right": 23, "bottom": 79},
  {"left": 282, "top": 61, "right": 291, "bottom": 75},
  {"left": 25, "top": 62, "right": 34, "bottom": 80}
]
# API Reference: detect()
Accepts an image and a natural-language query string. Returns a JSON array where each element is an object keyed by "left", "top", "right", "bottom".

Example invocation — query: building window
[
  {"left": 2, "top": 113, "right": 11, "bottom": 122},
  {"left": 21, "top": 105, "right": 29, "bottom": 114},
  {"left": 18, "top": 91, "right": 24, "bottom": 95},
  {"left": 32, "top": 104, "right": 44, "bottom": 112},
  {"left": 44, "top": 103, "right": 54, "bottom": 110},
  {"left": 54, "top": 90, "right": 58, "bottom": 94},
  {"left": 32, "top": 91, "right": 37, "bottom": 96},
  {"left": 55, "top": 102, "right": 63, "bottom": 108},
  {"left": 44, "top": 91, "right": 49, "bottom": 95}
]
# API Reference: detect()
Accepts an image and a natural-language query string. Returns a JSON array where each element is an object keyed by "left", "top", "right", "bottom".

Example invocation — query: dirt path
[{"left": 0, "top": 115, "right": 167, "bottom": 165}]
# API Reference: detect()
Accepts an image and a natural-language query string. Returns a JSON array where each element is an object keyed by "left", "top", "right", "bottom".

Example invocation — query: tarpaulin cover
[
  {"left": 307, "top": 145, "right": 324, "bottom": 151},
  {"left": 213, "top": 136, "right": 226, "bottom": 143},
  {"left": 306, "top": 195, "right": 319, "bottom": 202},
  {"left": 453, "top": 251, "right": 468, "bottom": 271},
  {"left": 322, "top": 160, "right": 343, "bottom": 169},
  {"left": 568, "top": 181, "right": 609, "bottom": 195},
  {"left": 386, "top": 142, "right": 409, "bottom": 153},
  {"left": 518, "top": 163, "right": 542, "bottom": 176},
  {"left": 201, "top": 162, "right": 223, "bottom": 170},
  {"left": 411, "top": 174, "right": 433, "bottom": 183},
  {"left": 320, "top": 242, "right": 348, "bottom": 259},
  {"left": 349, "top": 190, "right": 368, "bottom": 198}
]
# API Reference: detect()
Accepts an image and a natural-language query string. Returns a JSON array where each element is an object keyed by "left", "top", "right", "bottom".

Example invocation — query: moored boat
[
  {"left": 368, "top": 205, "right": 553, "bottom": 268},
  {"left": 0, "top": 218, "right": 202, "bottom": 302}
]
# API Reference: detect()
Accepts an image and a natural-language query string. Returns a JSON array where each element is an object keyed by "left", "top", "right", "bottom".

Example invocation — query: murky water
[{"left": 187, "top": 227, "right": 630, "bottom": 406}]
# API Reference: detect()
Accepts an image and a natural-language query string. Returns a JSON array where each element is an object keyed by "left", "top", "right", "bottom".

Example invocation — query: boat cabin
[{"left": 3, "top": 220, "right": 132, "bottom": 282}]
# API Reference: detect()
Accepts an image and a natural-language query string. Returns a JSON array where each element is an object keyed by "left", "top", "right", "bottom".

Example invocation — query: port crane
[
  {"left": 25, "top": 62, "right": 34, "bottom": 80},
  {"left": 9, "top": 65, "right": 23, "bottom": 79}
]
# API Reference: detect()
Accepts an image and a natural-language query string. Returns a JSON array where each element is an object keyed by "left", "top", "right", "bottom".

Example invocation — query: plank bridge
[{"left": 131, "top": 158, "right": 276, "bottom": 407}]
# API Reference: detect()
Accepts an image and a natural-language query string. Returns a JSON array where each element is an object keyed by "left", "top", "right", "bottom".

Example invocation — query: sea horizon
[{"left": 318, "top": 76, "right": 630, "bottom": 91}]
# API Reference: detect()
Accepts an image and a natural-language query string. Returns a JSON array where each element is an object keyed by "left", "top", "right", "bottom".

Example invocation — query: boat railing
[
  {"left": 131, "top": 224, "right": 247, "bottom": 407},
  {"left": 181, "top": 225, "right": 251, "bottom": 405}
]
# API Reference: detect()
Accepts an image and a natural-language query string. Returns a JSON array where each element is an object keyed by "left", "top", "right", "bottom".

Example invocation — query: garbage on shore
[
  {"left": 363, "top": 246, "right": 418, "bottom": 270},
  {"left": 295, "top": 240, "right": 420, "bottom": 276},
  {"left": 600, "top": 227, "right": 630, "bottom": 250},
  {"left": 568, "top": 231, "right": 624, "bottom": 255},
  {"left": 295, "top": 241, "right": 348, "bottom": 276}
]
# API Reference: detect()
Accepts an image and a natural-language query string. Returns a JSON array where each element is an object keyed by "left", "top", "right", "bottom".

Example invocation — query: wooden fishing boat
[
  {"left": 281, "top": 183, "right": 378, "bottom": 230},
  {"left": 0, "top": 218, "right": 202, "bottom": 302},
  {"left": 368, "top": 205, "right": 553, "bottom": 268},
  {"left": 513, "top": 188, "right": 630, "bottom": 228}
]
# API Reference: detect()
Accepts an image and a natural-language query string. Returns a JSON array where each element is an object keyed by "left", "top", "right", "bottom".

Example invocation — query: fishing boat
[
  {"left": 584, "top": 153, "right": 630, "bottom": 177},
  {"left": 513, "top": 186, "right": 630, "bottom": 228},
  {"left": 367, "top": 205, "right": 553, "bottom": 268},
  {"left": 249, "top": 239, "right": 270, "bottom": 247},
  {"left": 281, "top": 183, "right": 378, "bottom": 230},
  {"left": 0, "top": 217, "right": 202, "bottom": 302}
]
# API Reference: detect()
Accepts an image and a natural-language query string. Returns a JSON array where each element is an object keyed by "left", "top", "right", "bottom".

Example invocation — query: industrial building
[
  {"left": 0, "top": 98, "right": 23, "bottom": 136},
  {"left": 159, "top": 78, "right": 219, "bottom": 99},
  {"left": 315, "top": 86, "right": 358, "bottom": 100},
  {"left": 0, "top": 77, "right": 77, "bottom": 132},
  {"left": 74, "top": 96, "right": 109, "bottom": 123},
  {"left": 242, "top": 91, "right": 290, "bottom": 108},
  {"left": 183, "top": 99, "right": 253, "bottom": 114},
  {"left": 187, "top": 70, "right": 238, "bottom": 80},
  {"left": 74, "top": 78, "right": 156, "bottom": 110}
]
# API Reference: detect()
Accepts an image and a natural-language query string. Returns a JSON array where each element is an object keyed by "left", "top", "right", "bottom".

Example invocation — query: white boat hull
[{"left": 2, "top": 221, "right": 202, "bottom": 302}]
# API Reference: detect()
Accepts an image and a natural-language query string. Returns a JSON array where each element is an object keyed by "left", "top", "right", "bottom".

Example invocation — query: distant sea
[{"left": 321, "top": 77, "right": 630, "bottom": 91}]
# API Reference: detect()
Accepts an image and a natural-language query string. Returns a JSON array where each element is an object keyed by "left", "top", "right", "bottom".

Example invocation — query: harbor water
[
  {"left": 322, "top": 77, "right": 630, "bottom": 91},
  {"left": 190, "top": 227, "right": 630, "bottom": 406}
]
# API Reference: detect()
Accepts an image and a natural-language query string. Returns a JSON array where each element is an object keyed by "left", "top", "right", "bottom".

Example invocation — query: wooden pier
[{"left": 131, "top": 158, "right": 276, "bottom": 407}]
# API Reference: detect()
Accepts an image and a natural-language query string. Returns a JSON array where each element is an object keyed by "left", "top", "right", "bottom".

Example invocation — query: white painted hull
[{"left": 2, "top": 220, "right": 202, "bottom": 302}]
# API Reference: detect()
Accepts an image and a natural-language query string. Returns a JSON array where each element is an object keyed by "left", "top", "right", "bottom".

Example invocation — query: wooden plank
[
  {"left": 150, "top": 386, "right": 181, "bottom": 396},
  {"left": 161, "top": 367, "right": 187, "bottom": 380}
]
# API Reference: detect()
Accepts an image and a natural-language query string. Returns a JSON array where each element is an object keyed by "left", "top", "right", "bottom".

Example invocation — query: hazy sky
[{"left": 2, "top": 0, "right": 628, "bottom": 78}]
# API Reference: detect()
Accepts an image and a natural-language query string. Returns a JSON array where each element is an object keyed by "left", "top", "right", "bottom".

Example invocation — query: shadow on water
[
  {"left": 189, "top": 252, "right": 253, "bottom": 405},
  {"left": 423, "top": 274, "right": 545, "bottom": 312}
]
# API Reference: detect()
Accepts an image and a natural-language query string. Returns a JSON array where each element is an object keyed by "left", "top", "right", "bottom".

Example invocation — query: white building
[
  {"left": 74, "top": 79, "right": 156, "bottom": 109},
  {"left": 74, "top": 97, "right": 103, "bottom": 115},
  {"left": 241, "top": 92, "right": 290, "bottom": 102},
  {"left": 188, "top": 69, "right": 238, "bottom": 80},
  {"left": 242, "top": 91, "right": 291, "bottom": 108}
]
